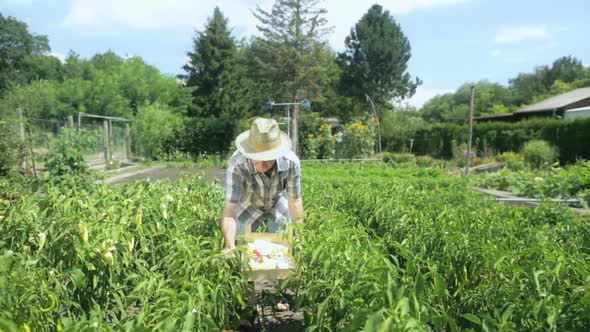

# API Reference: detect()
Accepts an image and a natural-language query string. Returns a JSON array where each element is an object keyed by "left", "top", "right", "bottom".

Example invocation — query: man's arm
[
  {"left": 288, "top": 197, "right": 304, "bottom": 224},
  {"left": 221, "top": 202, "right": 238, "bottom": 249}
]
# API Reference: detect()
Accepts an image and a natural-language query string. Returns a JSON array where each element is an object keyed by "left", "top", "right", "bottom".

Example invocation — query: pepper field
[{"left": 0, "top": 163, "right": 589, "bottom": 331}]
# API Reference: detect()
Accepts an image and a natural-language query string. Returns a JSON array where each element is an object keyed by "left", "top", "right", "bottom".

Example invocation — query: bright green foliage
[
  {"left": 415, "top": 155, "right": 440, "bottom": 168},
  {"left": 419, "top": 81, "right": 512, "bottom": 122},
  {"left": 0, "top": 80, "right": 59, "bottom": 120},
  {"left": 0, "top": 46, "right": 189, "bottom": 123},
  {"left": 380, "top": 107, "right": 426, "bottom": 152},
  {"left": 0, "top": 121, "right": 19, "bottom": 176},
  {"left": 338, "top": 120, "right": 376, "bottom": 159},
  {"left": 338, "top": 4, "right": 420, "bottom": 104},
  {"left": 293, "top": 163, "right": 590, "bottom": 331},
  {"left": 473, "top": 160, "right": 590, "bottom": 207},
  {"left": 132, "top": 103, "right": 182, "bottom": 159},
  {"left": 44, "top": 128, "right": 95, "bottom": 184},
  {"left": 380, "top": 152, "right": 417, "bottom": 167},
  {"left": 2, "top": 162, "right": 589, "bottom": 330},
  {"left": 303, "top": 123, "right": 336, "bottom": 159},
  {"left": 496, "top": 151, "right": 526, "bottom": 171},
  {"left": 0, "top": 176, "right": 248, "bottom": 330},
  {"left": 521, "top": 140, "right": 558, "bottom": 169}
]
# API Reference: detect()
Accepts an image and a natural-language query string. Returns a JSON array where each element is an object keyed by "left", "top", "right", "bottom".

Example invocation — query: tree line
[{"left": 1, "top": 1, "right": 588, "bottom": 158}]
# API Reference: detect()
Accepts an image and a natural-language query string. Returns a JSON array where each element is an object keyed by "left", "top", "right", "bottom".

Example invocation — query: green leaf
[
  {"left": 415, "top": 271, "right": 425, "bottom": 298},
  {"left": 461, "top": 313, "right": 481, "bottom": 325}
]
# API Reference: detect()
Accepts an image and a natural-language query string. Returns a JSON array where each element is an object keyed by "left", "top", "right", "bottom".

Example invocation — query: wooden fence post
[
  {"left": 18, "top": 108, "right": 26, "bottom": 170},
  {"left": 125, "top": 123, "right": 131, "bottom": 161},
  {"left": 77, "top": 112, "right": 81, "bottom": 134},
  {"left": 103, "top": 120, "right": 110, "bottom": 165}
]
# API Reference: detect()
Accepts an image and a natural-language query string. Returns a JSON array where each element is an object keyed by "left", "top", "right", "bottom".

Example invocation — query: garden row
[
  {"left": 0, "top": 176, "right": 247, "bottom": 331},
  {"left": 1, "top": 164, "right": 589, "bottom": 331},
  {"left": 291, "top": 164, "right": 590, "bottom": 331},
  {"left": 472, "top": 160, "right": 590, "bottom": 208}
]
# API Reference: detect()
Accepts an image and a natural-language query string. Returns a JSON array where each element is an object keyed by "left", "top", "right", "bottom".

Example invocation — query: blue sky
[{"left": 1, "top": 0, "right": 589, "bottom": 107}]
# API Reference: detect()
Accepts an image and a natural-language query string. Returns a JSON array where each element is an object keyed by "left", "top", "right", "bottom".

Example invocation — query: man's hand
[
  {"left": 288, "top": 197, "right": 304, "bottom": 225},
  {"left": 221, "top": 247, "right": 236, "bottom": 258},
  {"left": 221, "top": 202, "right": 238, "bottom": 249}
]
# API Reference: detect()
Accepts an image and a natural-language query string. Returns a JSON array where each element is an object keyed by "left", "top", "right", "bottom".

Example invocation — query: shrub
[
  {"left": 338, "top": 120, "right": 376, "bottom": 159},
  {"left": 496, "top": 152, "right": 526, "bottom": 171},
  {"left": 132, "top": 103, "right": 182, "bottom": 159},
  {"left": 44, "top": 128, "right": 95, "bottom": 184},
  {"left": 415, "top": 155, "right": 440, "bottom": 168},
  {"left": 0, "top": 121, "right": 18, "bottom": 177},
  {"left": 451, "top": 141, "right": 477, "bottom": 168},
  {"left": 380, "top": 152, "right": 416, "bottom": 166},
  {"left": 577, "top": 188, "right": 590, "bottom": 209},
  {"left": 521, "top": 139, "right": 558, "bottom": 169},
  {"left": 412, "top": 117, "right": 590, "bottom": 163}
]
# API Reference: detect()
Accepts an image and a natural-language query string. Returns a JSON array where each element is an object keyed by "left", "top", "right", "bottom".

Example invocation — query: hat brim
[{"left": 235, "top": 130, "right": 292, "bottom": 161}]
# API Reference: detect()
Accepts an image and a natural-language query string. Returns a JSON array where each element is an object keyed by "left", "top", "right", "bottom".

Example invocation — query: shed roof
[{"left": 514, "top": 87, "right": 590, "bottom": 114}]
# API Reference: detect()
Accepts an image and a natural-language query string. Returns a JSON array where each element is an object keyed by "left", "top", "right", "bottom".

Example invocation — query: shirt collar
[
  {"left": 247, "top": 157, "right": 288, "bottom": 175},
  {"left": 277, "top": 156, "right": 289, "bottom": 172}
]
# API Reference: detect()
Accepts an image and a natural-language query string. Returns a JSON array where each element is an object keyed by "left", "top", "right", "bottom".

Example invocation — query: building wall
[{"left": 564, "top": 108, "right": 590, "bottom": 119}]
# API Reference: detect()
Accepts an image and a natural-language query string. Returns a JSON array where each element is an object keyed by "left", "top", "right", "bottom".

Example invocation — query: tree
[
  {"left": 0, "top": 14, "right": 51, "bottom": 94},
  {"left": 179, "top": 8, "right": 249, "bottom": 153},
  {"left": 338, "top": 4, "right": 421, "bottom": 105},
  {"left": 547, "top": 56, "right": 584, "bottom": 84},
  {"left": 380, "top": 106, "right": 426, "bottom": 152},
  {"left": 181, "top": 7, "right": 248, "bottom": 119},
  {"left": 508, "top": 56, "right": 585, "bottom": 106},
  {"left": 252, "top": 0, "right": 333, "bottom": 153}
]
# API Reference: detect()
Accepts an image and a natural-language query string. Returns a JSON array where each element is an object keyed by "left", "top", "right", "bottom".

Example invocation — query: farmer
[{"left": 221, "top": 118, "right": 304, "bottom": 250}]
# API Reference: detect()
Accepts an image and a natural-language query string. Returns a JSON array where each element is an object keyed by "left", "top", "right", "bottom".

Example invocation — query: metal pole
[
  {"left": 291, "top": 96, "right": 300, "bottom": 155},
  {"left": 125, "top": 123, "right": 131, "bottom": 161},
  {"left": 465, "top": 86, "right": 475, "bottom": 176},
  {"left": 77, "top": 112, "right": 81, "bottom": 134},
  {"left": 287, "top": 105, "right": 291, "bottom": 137},
  {"left": 409, "top": 139, "right": 414, "bottom": 153},
  {"left": 103, "top": 120, "right": 110, "bottom": 165}
]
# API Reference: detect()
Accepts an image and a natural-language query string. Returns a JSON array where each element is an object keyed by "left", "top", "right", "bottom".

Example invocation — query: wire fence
[{"left": 15, "top": 112, "right": 138, "bottom": 171}]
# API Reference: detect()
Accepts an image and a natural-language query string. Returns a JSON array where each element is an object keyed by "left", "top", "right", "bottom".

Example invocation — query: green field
[{"left": 1, "top": 163, "right": 589, "bottom": 331}]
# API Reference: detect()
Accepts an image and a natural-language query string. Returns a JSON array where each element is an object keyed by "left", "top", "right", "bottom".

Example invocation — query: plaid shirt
[{"left": 225, "top": 150, "right": 301, "bottom": 228}]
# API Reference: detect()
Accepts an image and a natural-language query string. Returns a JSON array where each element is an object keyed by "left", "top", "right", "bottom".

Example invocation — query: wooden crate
[{"left": 240, "top": 225, "right": 295, "bottom": 281}]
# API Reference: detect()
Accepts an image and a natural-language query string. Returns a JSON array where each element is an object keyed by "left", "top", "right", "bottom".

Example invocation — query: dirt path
[
  {"left": 106, "top": 166, "right": 305, "bottom": 331},
  {"left": 106, "top": 166, "right": 227, "bottom": 186}
]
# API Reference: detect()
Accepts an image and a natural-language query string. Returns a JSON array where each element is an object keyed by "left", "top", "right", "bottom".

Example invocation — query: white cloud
[
  {"left": 490, "top": 49, "right": 501, "bottom": 57},
  {"left": 405, "top": 85, "right": 454, "bottom": 108},
  {"left": 62, "top": 0, "right": 259, "bottom": 34},
  {"left": 62, "top": 0, "right": 469, "bottom": 49},
  {"left": 494, "top": 25, "right": 550, "bottom": 44},
  {"left": 48, "top": 51, "right": 66, "bottom": 62}
]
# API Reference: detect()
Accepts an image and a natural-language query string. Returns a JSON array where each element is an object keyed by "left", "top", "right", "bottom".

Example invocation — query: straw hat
[{"left": 235, "top": 118, "right": 292, "bottom": 161}]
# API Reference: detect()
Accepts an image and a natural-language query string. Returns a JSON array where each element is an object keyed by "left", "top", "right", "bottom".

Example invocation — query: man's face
[{"left": 252, "top": 159, "right": 276, "bottom": 173}]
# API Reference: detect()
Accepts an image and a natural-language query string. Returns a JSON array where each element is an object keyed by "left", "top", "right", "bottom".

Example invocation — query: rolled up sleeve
[
  {"left": 225, "top": 164, "right": 243, "bottom": 204},
  {"left": 287, "top": 161, "right": 301, "bottom": 199}
]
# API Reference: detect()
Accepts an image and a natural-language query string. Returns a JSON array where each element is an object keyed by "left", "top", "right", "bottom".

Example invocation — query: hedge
[{"left": 411, "top": 117, "right": 590, "bottom": 163}]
